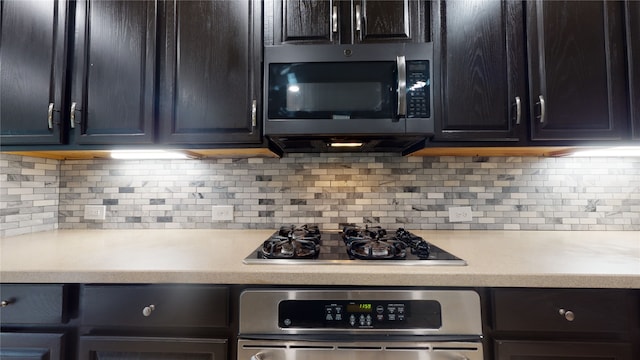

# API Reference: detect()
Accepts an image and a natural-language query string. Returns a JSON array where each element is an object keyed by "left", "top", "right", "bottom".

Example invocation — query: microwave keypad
[{"left": 406, "top": 60, "right": 430, "bottom": 118}]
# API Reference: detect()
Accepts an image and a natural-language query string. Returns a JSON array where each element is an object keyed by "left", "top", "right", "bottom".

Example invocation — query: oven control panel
[{"left": 278, "top": 300, "right": 442, "bottom": 329}]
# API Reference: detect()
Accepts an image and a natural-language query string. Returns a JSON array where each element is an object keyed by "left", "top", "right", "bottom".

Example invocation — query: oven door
[{"left": 238, "top": 339, "right": 484, "bottom": 360}]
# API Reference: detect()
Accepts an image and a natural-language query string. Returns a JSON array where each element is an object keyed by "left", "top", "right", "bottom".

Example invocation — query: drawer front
[
  {"left": 495, "top": 340, "right": 632, "bottom": 360},
  {"left": 493, "top": 288, "right": 633, "bottom": 333},
  {"left": 79, "top": 336, "right": 227, "bottom": 360},
  {"left": 81, "top": 284, "right": 228, "bottom": 328},
  {"left": 0, "top": 284, "right": 66, "bottom": 324}
]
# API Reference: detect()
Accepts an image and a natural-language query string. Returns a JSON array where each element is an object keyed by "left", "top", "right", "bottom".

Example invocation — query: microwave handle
[{"left": 396, "top": 56, "right": 406, "bottom": 118}]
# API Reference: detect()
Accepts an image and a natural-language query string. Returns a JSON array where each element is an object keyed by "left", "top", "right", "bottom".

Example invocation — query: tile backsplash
[{"left": 1, "top": 152, "right": 639, "bottom": 237}]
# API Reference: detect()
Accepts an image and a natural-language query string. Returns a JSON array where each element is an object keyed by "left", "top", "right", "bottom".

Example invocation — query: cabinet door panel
[
  {"left": 356, "top": 0, "right": 426, "bottom": 43},
  {"left": 71, "top": 0, "right": 156, "bottom": 145},
  {"left": 79, "top": 336, "right": 226, "bottom": 360},
  {"left": 0, "top": 332, "right": 65, "bottom": 360},
  {"left": 279, "top": 0, "right": 333, "bottom": 43},
  {"left": 627, "top": 1, "right": 640, "bottom": 140},
  {"left": 527, "top": 0, "right": 627, "bottom": 141},
  {"left": 434, "top": 0, "right": 525, "bottom": 141},
  {"left": 160, "top": 0, "right": 262, "bottom": 145},
  {"left": 495, "top": 340, "right": 632, "bottom": 360},
  {"left": 0, "top": 0, "right": 67, "bottom": 145}
]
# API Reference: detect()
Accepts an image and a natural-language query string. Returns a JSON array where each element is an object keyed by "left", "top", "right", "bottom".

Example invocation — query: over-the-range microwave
[{"left": 263, "top": 43, "right": 434, "bottom": 153}]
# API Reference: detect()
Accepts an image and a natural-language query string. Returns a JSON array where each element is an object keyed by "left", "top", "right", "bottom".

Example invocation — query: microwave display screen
[{"left": 269, "top": 62, "right": 396, "bottom": 119}]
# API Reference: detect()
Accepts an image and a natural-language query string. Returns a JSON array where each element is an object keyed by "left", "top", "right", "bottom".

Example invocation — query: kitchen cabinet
[
  {"left": 627, "top": 1, "right": 640, "bottom": 140},
  {"left": 433, "top": 0, "right": 526, "bottom": 142},
  {"left": 158, "top": 0, "right": 262, "bottom": 145},
  {"left": 491, "top": 288, "right": 637, "bottom": 360},
  {"left": 79, "top": 284, "right": 231, "bottom": 360},
  {"left": 69, "top": 0, "right": 157, "bottom": 145},
  {"left": 0, "top": 284, "right": 72, "bottom": 360},
  {"left": 265, "top": 0, "right": 430, "bottom": 45},
  {"left": 0, "top": 0, "right": 68, "bottom": 145},
  {"left": 526, "top": 0, "right": 628, "bottom": 141}
]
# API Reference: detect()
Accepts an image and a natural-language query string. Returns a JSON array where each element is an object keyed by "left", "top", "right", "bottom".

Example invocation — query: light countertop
[{"left": 1, "top": 229, "right": 639, "bottom": 288}]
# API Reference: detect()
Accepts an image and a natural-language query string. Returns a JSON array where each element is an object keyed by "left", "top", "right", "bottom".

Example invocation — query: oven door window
[{"left": 268, "top": 62, "right": 396, "bottom": 119}]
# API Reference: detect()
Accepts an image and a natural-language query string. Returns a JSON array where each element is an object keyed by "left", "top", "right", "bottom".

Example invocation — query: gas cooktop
[{"left": 243, "top": 225, "right": 467, "bottom": 265}]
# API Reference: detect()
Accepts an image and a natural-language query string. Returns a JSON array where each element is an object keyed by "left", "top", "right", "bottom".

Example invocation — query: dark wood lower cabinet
[
  {"left": 495, "top": 340, "right": 632, "bottom": 360},
  {"left": 0, "top": 332, "right": 66, "bottom": 360},
  {"left": 79, "top": 336, "right": 227, "bottom": 360}
]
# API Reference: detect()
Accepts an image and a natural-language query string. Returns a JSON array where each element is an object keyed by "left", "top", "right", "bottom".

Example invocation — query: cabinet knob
[
  {"left": 142, "top": 304, "right": 155, "bottom": 317},
  {"left": 558, "top": 308, "right": 575, "bottom": 321},
  {"left": 1, "top": 300, "right": 11, "bottom": 307}
]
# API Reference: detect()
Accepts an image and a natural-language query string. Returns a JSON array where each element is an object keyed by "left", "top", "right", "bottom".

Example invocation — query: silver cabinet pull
[
  {"left": 70, "top": 102, "right": 77, "bottom": 129},
  {"left": 1, "top": 300, "right": 11, "bottom": 307},
  {"left": 396, "top": 56, "right": 406, "bottom": 118},
  {"left": 355, "top": 4, "right": 362, "bottom": 32},
  {"left": 250, "top": 354, "right": 263, "bottom": 360},
  {"left": 142, "top": 304, "right": 155, "bottom": 317},
  {"left": 47, "top": 103, "right": 54, "bottom": 129},
  {"left": 559, "top": 308, "right": 575, "bottom": 321},
  {"left": 332, "top": 5, "right": 338, "bottom": 33},
  {"left": 537, "top": 95, "right": 546, "bottom": 124},
  {"left": 251, "top": 99, "right": 257, "bottom": 127},
  {"left": 514, "top": 96, "right": 521, "bottom": 125}
]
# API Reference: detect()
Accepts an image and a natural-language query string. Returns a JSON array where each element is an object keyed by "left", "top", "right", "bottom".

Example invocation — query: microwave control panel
[
  {"left": 278, "top": 300, "right": 442, "bottom": 329},
  {"left": 406, "top": 60, "right": 430, "bottom": 118}
]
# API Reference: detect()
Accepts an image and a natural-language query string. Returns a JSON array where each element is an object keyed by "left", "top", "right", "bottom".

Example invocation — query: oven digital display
[{"left": 347, "top": 303, "right": 372, "bottom": 312}]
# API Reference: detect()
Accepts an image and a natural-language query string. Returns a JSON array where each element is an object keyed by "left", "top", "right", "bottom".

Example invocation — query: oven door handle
[
  {"left": 250, "top": 354, "right": 263, "bottom": 360},
  {"left": 396, "top": 55, "right": 406, "bottom": 119}
]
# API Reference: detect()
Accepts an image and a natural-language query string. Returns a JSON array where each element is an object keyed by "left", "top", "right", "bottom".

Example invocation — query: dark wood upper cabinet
[
  {"left": 267, "top": 0, "right": 429, "bottom": 45},
  {"left": 159, "top": 0, "right": 262, "bottom": 145},
  {"left": 433, "top": 0, "right": 526, "bottom": 142},
  {"left": 0, "top": 0, "right": 68, "bottom": 145},
  {"left": 627, "top": 1, "right": 640, "bottom": 140},
  {"left": 526, "top": 0, "right": 628, "bottom": 141},
  {"left": 70, "top": 0, "right": 157, "bottom": 145}
]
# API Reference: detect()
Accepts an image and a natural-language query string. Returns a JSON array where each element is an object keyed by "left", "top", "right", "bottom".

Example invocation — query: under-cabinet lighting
[
  {"left": 110, "top": 150, "right": 193, "bottom": 160},
  {"left": 567, "top": 146, "right": 640, "bottom": 157},
  {"left": 329, "top": 142, "right": 364, "bottom": 148}
]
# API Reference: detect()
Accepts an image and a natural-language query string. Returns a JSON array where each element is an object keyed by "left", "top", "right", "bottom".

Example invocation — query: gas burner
[
  {"left": 395, "top": 228, "right": 431, "bottom": 259},
  {"left": 261, "top": 225, "right": 321, "bottom": 259}
]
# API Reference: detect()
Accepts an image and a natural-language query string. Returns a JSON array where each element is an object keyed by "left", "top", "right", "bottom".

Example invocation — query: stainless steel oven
[{"left": 237, "top": 289, "right": 484, "bottom": 360}]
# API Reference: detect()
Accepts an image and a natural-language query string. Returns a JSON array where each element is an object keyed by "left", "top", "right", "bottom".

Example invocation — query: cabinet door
[
  {"left": 434, "top": 0, "right": 526, "bottom": 141},
  {"left": 70, "top": 0, "right": 156, "bottom": 145},
  {"left": 627, "top": 1, "right": 640, "bottom": 140},
  {"left": 0, "top": 0, "right": 67, "bottom": 145},
  {"left": 527, "top": 0, "right": 628, "bottom": 141},
  {"left": 79, "top": 336, "right": 226, "bottom": 360},
  {"left": 159, "top": 0, "right": 262, "bottom": 145},
  {"left": 0, "top": 332, "right": 65, "bottom": 360},
  {"left": 495, "top": 340, "right": 632, "bottom": 360},
  {"left": 354, "top": 0, "right": 429, "bottom": 44},
  {"left": 270, "top": 0, "right": 335, "bottom": 44}
]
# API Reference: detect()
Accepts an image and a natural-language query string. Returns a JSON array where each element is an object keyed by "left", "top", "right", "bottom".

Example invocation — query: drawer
[
  {"left": 0, "top": 284, "right": 67, "bottom": 324},
  {"left": 79, "top": 336, "right": 227, "bottom": 360},
  {"left": 81, "top": 284, "right": 228, "bottom": 328},
  {"left": 492, "top": 288, "right": 634, "bottom": 333}
]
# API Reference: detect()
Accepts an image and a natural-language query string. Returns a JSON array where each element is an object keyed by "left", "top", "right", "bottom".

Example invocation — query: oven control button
[
  {"left": 377, "top": 314, "right": 384, "bottom": 321},
  {"left": 326, "top": 313, "right": 334, "bottom": 321},
  {"left": 387, "top": 306, "right": 396, "bottom": 314},
  {"left": 398, "top": 314, "right": 405, "bottom": 321},
  {"left": 388, "top": 314, "right": 396, "bottom": 321},
  {"left": 349, "top": 315, "right": 356, "bottom": 326},
  {"left": 366, "top": 315, "right": 372, "bottom": 326},
  {"left": 335, "top": 313, "right": 342, "bottom": 321},
  {"left": 335, "top": 306, "right": 342, "bottom": 314},
  {"left": 359, "top": 314, "right": 366, "bottom": 326},
  {"left": 398, "top": 306, "right": 405, "bottom": 314},
  {"left": 376, "top": 305, "right": 384, "bottom": 314}
]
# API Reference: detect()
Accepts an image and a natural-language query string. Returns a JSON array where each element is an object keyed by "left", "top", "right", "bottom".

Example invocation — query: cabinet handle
[
  {"left": 396, "top": 55, "right": 406, "bottom": 118},
  {"left": 355, "top": 4, "right": 362, "bottom": 32},
  {"left": 1, "top": 300, "right": 11, "bottom": 307},
  {"left": 332, "top": 5, "right": 338, "bottom": 33},
  {"left": 537, "top": 95, "right": 546, "bottom": 124},
  {"left": 514, "top": 96, "right": 521, "bottom": 125},
  {"left": 250, "top": 354, "right": 263, "bottom": 360},
  {"left": 251, "top": 99, "right": 257, "bottom": 127},
  {"left": 558, "top": 308, "right": 575, "bottom": 321},
  {"left": 70, "top": 102, "right": 77, "bottom": 129},
  {"left": 142, "top": 304, "right": 155, "bottom": 317},
  {"left": 48, "top": 103, "right": 54, "bottom": 129}
]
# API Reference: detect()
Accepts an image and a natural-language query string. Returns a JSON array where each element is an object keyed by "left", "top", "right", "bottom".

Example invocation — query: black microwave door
[{"left": 267, "top": 62, "right": 397, "bottom": 120}]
